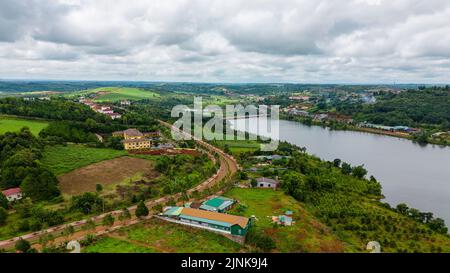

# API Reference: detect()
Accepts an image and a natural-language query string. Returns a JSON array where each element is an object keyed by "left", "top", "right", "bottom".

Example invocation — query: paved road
[{"left": 0, "top": 120, "right": 239, "bottom": 251}]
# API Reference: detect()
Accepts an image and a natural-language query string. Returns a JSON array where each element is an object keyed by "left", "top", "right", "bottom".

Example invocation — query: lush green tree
[
  {"left": 17, "top": 220, "right": 30, "bottom": 232},
  {"left": 21, "top": 167, "right": 60, "bottom": 201},
  {"left": 135, "top": 201, "right": 149, "bottom": 218},
  {"left": 0, "top": 193, "right": 8, "bottom": 209},
  {"left": 155, "top": 157, "right": 170, "bottom": 173},
  {"left": 30, "top": 207, "right": 64, "bottom": 227},
  {"left": 239, "top": 171, "right": 248, "bottom": 180},
  {"left": 250, "top": 178, "right": 257, "bottom": 188},
  {"left": 105, "top": 136, "right": 124, "bottom": 150},
  {"left": 0, "top": 149, "right": 40, "bottom": 189},
  {"left": 15, "top": 238, "right": 31, "bottom": 253},
  {"left": 428, "top": 218, "right": 448, "bottom": 234},
  {"left": 333, "top": 158, "right": 341, "bottom": 168},
  {"left": 71, "top": 193, "right": 103, "bottom": 214},
  {"left": 102, "top": 214, "right": 115, "bottom": 228},
  {"left": 352, "top": 165, "right": 368, "bottom": 179},
  {"left": 223, "top": 144, "right": 230, "bottom": 154},
  {"left": 0, "top": 207, "right": 7, "bottom": 225},
  {"left": 15, "top": 198, "right": 33, "bottom": 218},
  {"left": 95, "top": 184, "right": 103, "bottom": 193},
  {"left": 341, "top": 162, "right": 352, "bottom": 175},
  {"left": 396, "top": 203, "right": 409, "bottom": 216}
]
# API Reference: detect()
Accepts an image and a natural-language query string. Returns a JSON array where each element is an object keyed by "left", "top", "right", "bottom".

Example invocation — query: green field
[
  {"left": 84, "top": 87, "right": 160, "bottom": 102},
  {"left": 214, "top": 140, "right": 260, "bottom": 154},
  {"left": 83, "top": 237, "right": 156, "bottom": 253},
  {"left": 41, "top": 144, "right": 128, "bottom": 175},
  {"left": 83, "top": 218, "right": 244, "bottom": 253},
  {"left": 0, "top": 116, "right": 48, "bottom": 136},
  {"left": 224, "top": 188, "right": 344, "bottom": 253}
]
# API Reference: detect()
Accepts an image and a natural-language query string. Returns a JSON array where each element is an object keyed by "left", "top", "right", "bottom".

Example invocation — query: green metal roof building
[
  {"left": 163, "top": 207, "right": 250, "bottom": 237},
  {"left": 199, "top": 196, "right": 235, "bottom": 212}
]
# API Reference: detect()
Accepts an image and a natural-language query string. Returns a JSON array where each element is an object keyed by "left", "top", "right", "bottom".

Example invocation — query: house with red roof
[{"left": 1, "top": 187, "right": 23, "bottom": 202}]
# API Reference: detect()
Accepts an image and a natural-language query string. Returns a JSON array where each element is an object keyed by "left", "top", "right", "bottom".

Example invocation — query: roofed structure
[{"left": 200, "top": 196, "right": 235, "bottom": 212}]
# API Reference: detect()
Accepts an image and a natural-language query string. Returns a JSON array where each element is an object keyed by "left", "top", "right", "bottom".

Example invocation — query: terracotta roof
[
  {"left": 181, "top": 207, "right": 249, "bottom": 228},
  {"left": 2, "top": 187, "right": 21, "bottom": 197},
  {"left": 124, "top": 129, "right": 144, "bottom": 137}
]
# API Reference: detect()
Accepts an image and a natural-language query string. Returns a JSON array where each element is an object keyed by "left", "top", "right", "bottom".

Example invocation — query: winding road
[{"left": 0, "top": 120, "right": 239, "bottom": 251}]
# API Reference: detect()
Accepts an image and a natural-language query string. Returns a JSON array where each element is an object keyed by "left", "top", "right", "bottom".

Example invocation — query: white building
[
  {"left": 255, "top": 177, "right": 279, "bottom": 189},
  {"left": 2, "top": 188, "right": 23, "bottom": 202}
]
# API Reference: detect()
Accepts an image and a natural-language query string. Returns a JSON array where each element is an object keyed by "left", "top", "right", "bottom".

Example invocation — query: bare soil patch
[{"left": 59, "top": 157, "right": 157, "bottom": 195}]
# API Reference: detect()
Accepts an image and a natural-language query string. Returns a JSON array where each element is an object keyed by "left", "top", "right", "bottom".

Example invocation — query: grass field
[
  {"left": 224, "top": 188, "right": 344, "bottom": 253},
  {"left": 0, "top": 116, "right": 48, "bottom": 136},
  {"left": 84, "top": 87, "right": 160, "bottom": 102},
  {"left": 83, "top": 218, "right": 244, "bottom": 253},
  {"left": 41, "top": 144, "right": 127, "bottom": 175},
  {"left": 214, "top": 140, "right": 260, "bottom": 154},
  {"left": 83, "top": 237, "right": 156, "bottom": 253}
]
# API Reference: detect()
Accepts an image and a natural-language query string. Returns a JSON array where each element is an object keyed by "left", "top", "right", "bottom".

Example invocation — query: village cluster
[
  {"left": 80, "top": 98, "right": 123, "bottom": 120},
  {"left": 282, "top": 93, "right": 421, "bottom": 135}
]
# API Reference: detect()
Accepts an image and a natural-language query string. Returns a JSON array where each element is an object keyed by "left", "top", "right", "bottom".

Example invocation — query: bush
[
  {"left": 246, "top": 228, "right": 276, "bottom": 252},
  {"left": 71, "top": 193, "right": 103, "bottom": 214},
  {"left": 135, "top": 201, "right": 149, "bottom": 218},
  {"left": 15, "top": 239, "right": 31, "bottom": 253}
]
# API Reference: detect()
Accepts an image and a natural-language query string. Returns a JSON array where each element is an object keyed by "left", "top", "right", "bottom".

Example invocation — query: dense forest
[
  {"left": 337, "top": 87, "right": 450, "bottom": 130},
  {"left": 0, "top": 129, "right": 60, "bottom": 201}
]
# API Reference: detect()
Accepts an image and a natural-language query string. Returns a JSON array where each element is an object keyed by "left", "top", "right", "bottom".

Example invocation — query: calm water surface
[{"left": 231, "top": 118, "right": 450, "bottom": 224}]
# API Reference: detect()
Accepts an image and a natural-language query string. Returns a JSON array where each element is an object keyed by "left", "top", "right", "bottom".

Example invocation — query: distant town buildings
[
  {"left": 359, "top": 122, "right": 419, "bottom": 133},
  {"left": 120, "top": 100, "right": 131, "bottom": 106},
  {"left": 79, "top": 99, "right": 122, "bottom": 120},
  {"left": 289, "top": 95, "right": 310, "bottom": 101}
]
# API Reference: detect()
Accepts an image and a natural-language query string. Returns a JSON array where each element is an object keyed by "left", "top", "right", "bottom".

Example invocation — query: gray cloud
[{"left": 0, "top": 0, "right": 450, "bottom": 83}]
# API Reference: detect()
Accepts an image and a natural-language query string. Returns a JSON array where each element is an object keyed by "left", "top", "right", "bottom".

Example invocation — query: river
[{"left": 230, "top": 118, "right": 450, "bottom": 225}]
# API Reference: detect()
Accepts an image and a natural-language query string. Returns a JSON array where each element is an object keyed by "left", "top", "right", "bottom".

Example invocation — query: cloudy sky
[{"left": 1, "top": 0, "right": 450, "bottom": 83}]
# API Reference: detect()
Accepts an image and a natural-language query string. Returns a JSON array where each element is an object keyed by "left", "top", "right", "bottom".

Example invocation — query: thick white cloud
[{"left": 0, "top": 0, "right": 449, "bottom": 83}]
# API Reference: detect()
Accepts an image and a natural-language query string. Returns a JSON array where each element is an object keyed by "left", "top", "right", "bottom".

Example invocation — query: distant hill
[{"left": 0, "top": 80, "right": 425, "bottom": 95}]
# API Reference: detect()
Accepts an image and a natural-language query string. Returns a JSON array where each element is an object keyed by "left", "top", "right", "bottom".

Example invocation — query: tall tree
[{"left": 135, "top": 201, "right": 149, "bottom": 218}]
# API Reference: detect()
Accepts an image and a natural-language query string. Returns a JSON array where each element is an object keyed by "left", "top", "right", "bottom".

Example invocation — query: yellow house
[{"left": 113, "top": 129, "right": 152, "bottom": 150}]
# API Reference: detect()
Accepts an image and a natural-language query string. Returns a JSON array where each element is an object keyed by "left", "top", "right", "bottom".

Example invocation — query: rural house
[
  {"left": 256, "top": 177, "right": 279, "bottom": 189},
  {"left": 2, "top": 188, "right": 23, "bottom": 202},
  {"left": 162, "top": 207, "right": 250, "bottom": 237}
]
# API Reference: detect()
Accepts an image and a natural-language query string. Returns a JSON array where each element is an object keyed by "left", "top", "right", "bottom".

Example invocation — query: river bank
[{"left": 282, "top": 114, "right": 450, "bottom": 147}]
